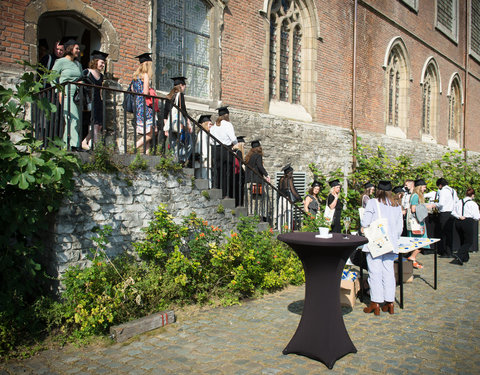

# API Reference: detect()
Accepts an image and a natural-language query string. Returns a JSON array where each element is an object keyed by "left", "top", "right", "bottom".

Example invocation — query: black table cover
[{"left": 277, "top": 232, "right": 368, "bottom": 369}]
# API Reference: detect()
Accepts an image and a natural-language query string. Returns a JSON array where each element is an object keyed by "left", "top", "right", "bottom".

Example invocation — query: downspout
[
  {"left": 351, "top": 0, "right": 358, "bottom": 172},
  {"left": 463, "top": 0, "right": 469, "bottom": 162}
]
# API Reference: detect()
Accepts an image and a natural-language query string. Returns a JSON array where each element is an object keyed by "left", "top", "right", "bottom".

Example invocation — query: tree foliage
[{"left": 0, "top": 63, "right": 80, "bottom": 354}]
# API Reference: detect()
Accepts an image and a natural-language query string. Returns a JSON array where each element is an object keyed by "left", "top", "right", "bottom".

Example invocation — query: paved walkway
[{"left": 1, "top": 251, "right": 480, "bottom": 375}]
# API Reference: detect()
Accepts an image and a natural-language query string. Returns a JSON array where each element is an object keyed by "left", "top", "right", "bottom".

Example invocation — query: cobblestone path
[{"left": 1, "top": 252, "right": 479, "bottom": 374}]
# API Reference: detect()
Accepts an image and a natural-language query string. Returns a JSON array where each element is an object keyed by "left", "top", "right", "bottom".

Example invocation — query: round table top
[{"left": 277, "top": 232, "right": 368, "bottom": 248}]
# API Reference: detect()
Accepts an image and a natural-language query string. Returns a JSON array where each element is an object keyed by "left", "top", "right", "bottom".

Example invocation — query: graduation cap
[
  {"left": 217, "top": 106, "right": 229, "bottom": 116},
  {"left": 251, "top": 140, "right": 261, "bottom": 148},
  {"left": 91, "top": 50, "right": 109, "bottom": 61},
  {"left": 364, "top": 182, "right": 374, "bottom": 189},
  {"left": 415, "top": 178, "right": 427, "bottom": 187},
  {"left": 282, "top": 164, "right": 293, "bottom": 174},
  {"left": 197, "top": 114, "right": 212, "bottom": 124},
  {"left": 329, "top": 179, "right": 340, "bottom": 188},
  {"left": 62, "top": 38, "right": 79, "bottom": 48},
  {"left": 393, "top": 186, "right": 405, "bottom": 194},
  {"left": 237, "top": 136, "right": 246, "bottom": 143},
  {"left": 312, "top": 181, "right": 322, "bottom": 188},
  {"left": 377, "top": 180, "right": 392, "bottom": 191},
  {"left": 135, "top": 53, "right": 152, "bottom": 63},
  {"left": 171, "top": 76, "right": 187, "bottom": 86}
]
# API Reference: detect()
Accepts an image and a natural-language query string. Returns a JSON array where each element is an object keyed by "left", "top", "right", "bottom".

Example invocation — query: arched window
[
  {"left": 269, "top": 0, "right": 302, "bottom": 104},
  {"left": 448, "top": 74, "right": 463, "bottom": 147},
  {"left": 420, "top": 60, "right": 440, "bottom": 141},
  {"left": 383, "top": 37, "right": 410, "bottom": 137}
]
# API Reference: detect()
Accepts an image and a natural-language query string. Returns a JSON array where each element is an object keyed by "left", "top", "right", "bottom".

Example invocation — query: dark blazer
[{"left": 246, "top": 153, "right": 268, "bottom": 184}]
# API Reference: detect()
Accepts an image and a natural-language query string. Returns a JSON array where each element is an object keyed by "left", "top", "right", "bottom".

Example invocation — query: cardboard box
[
  {"left": 340, "top": 278, "right": 360, "bottom": 308},
  {"left": 394, "top": 258, "right": 413, "bottom": 283}
]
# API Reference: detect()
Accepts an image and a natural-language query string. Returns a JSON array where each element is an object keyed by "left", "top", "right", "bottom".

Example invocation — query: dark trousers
[
  {"left": 212, "top": 145, "right": 234, "bottom": 198},
  {"left": 438, "top": 211, "right": 454, "bottom": 256},
  {"left": 455, "top": 218, "right": 475, "bottom": 262}
]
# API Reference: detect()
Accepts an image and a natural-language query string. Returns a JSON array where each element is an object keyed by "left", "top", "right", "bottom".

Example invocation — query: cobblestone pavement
[{"left": 1, "top": 252, "right": 479, "bottom": 375}]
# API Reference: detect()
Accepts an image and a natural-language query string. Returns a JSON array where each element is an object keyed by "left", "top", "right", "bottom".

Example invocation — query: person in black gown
[
  {"left": 327, "top": 179, "right": 343, "bottom": 233},
  {"left": 81, "top": 50, "right": 108, "bottom": 150}
]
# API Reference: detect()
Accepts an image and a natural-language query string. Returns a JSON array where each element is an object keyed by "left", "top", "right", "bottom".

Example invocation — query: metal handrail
[{"left": 31, "top": 82, "right": 307, "bottom": 230}]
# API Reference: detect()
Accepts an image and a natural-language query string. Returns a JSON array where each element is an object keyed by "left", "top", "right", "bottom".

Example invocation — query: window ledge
[
  {"left": 386, "top": 125, "right": 407, "bottom": 139},
  {"left": 421, "top": 134, "right": 437, "bottom": 144},
  {"left": 447, "top": 139, "right": 461, "bottom": 149},
  {"left": 268, "top": 100, "right": 312, "bottom": 122}
]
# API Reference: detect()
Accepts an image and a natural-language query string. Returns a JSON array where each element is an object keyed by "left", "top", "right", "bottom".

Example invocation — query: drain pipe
[
  {"left": 463, "top": 0, "right": 469, "bottom": 162},
  {"left": 351, "top": 0, "right": 358, "bottom": 172}
]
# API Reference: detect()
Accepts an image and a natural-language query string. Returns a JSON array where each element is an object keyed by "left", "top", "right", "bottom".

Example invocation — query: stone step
[
  {"left": 182, "top": 168, "right": 194, "bottom": 176},
  {"left": 257, "top": 222, "right": 270, "bottom": 232},
  {"left": 221, "top": 198, "right": 236, "bottom": 209},
  {"left": 233, "top": 207, "right": 248, "bottom": 217},
  {"left": 195, "top": 179, "right": 210, "bottom": 190},
  {"left": 208, "top": 189, "right": 223, "bottom": 200}
]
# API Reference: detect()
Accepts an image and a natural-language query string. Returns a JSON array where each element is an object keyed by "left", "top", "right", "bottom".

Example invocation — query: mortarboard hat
[
  {"left": 282, "top": 164, "right": 293, "bottom": 174},
  {"left": 393, "top": 186, "right": 405, "bottom": 194},
  {"left": 251, "top": 140, "right": 261, "bottom": 148},
  {"left": 415, "top": 178, "right": 427, "bottom": 187},
  {"left": 198, "top": 114, "right": 212, "bottom": 124},
  {"left": 62, "top": 39, "right": 79, "bottom": 48},
  {"left": 377, "top": 180, "right": 392, "bottom": 191},
  {"left": 237, "top": 136, "right": 246, "bottom": 143},
  {"left": 135, "top": 53, "right": 152, "bottom": 63},
  {"left": 312, "top": 181, "right": 322, "bottom": 188},
  {"left": 91, "top": 50, "right": 109, "bottom": 61},
  {"left": 171, "top": 76, "right": 187, "bottom": 86},
  {"left": 217, "top": 106, "right": 229, "bottom": 116},
  {"left": 329, "top": 179, "right": 340, "bottom": 188},
  {"left": 364, "top": 182, "right": 374, "bottom": 189}
]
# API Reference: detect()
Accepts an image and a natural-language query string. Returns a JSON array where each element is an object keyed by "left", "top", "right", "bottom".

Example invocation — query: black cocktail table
[{"left": 278, "top": 232, "right": 368, "bottom": 369}]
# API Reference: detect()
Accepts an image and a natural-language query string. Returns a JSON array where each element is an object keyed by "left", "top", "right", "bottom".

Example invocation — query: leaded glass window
[
  {"left": 421, "top": 63, "right": 439, "bottom": 137},
  {"left": 387, "top": 53, "right": 400, "bottom": 127},
  {"left": 471, "top": 0, "right": 480, "bottom": 59},
  {"left": 269, "top": 0, "right": 302, "bottom": 103},
  {"left": 448, "top": 77, "right": 462, "bottom": 144},
  {"left": 436, "top": 0, "right": 458, "bottom": 42},
  {"left": 156, "top": 0, "right": 210, "bottom": 98}
]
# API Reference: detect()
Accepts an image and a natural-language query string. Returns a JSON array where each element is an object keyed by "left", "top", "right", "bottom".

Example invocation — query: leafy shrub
[
  {"left": 0, "top": 64, "right": 80, "bottom": 355},
  {"left": 129, "top": 152, "right": 148, "bottom": 171},
  {"left": 82, "top": 143, "right": 119, "bottom": 173}
]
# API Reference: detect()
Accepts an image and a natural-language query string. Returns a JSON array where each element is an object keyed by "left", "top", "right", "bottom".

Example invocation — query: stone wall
[{"left": 50, "top": 169, "right": 241, "bottom": 278}]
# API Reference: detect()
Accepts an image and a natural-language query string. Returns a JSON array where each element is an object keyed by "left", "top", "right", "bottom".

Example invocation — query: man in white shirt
[
  {"left": 451, "top": 188, "right": 480, "bottom": 265},
  {"left": 436, "top": 178, "right": 458, "bottom": 258}
]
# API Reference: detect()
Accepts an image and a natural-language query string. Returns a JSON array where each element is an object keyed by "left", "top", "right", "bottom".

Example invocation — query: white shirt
[
  {"left": 209, "top": 120, "right": 237, "bottom": 146},
  {"left": 402, "top": 192, "right": 411, "bottom": 209},
  {"left": 424, "top": 191, "right": 437, "bottom": 202},
  {"left": 453, "top": 197, "right": 480, "bottom": 220},
  {"left": 437, "top": 185, "right": 458, "bottom": 212}
]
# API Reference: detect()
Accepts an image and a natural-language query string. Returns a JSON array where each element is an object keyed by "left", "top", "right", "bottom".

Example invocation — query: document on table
[{"left": 397, "top": 236, "right": 440, "bottom": 253}]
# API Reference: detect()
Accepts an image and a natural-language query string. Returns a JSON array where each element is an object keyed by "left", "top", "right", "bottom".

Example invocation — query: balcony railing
[{"left": 31, "top": 82, "right": 306, "bottom": 231}]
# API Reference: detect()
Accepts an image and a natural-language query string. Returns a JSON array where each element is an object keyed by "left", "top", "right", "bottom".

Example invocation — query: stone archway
[{"left": 24, "top": 0, "right": 119, "bottom": 64}]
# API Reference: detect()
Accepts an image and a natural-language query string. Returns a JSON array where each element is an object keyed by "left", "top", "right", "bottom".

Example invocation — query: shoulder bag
[
  {"left": 406, "top": 194, "right": 425, "bottom": 235},
  {"left": 363, "top": 199, "right": 394, "bottom": 258},
  {"left": 324, "top": 197, "right": 335, "bottom": 223},
  {"left": 122, "top": 81, "right": 135, "bottom": 113}
]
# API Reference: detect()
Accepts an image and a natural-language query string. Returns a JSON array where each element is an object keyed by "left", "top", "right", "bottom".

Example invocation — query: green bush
[{"left": 0, "top": 63, "right": 80, "bottom": 355}]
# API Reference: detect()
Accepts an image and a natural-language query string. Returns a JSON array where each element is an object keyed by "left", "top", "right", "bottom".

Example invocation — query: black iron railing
[{"left": 31, "top": 82, "right": 306, "bottom": 231}]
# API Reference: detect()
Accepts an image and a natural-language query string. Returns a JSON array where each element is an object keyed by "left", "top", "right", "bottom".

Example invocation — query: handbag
[
  {"left": 145, "top": 87, "right": 160, "bottom": 112},
  {"left": 123, "top": 81, "right": 135, "bottom": 113},
  {"left": 406, "top": 208, "right": 425, "bottom": 235},
  {"left": 252, "top": 183, "right": 263, "bottom": 195},
  {"left": 324, "top": 202, "right": 335, "bottom": 223},
  {"left": 363, "top": 199, "right": 394, "bottom": 258}
]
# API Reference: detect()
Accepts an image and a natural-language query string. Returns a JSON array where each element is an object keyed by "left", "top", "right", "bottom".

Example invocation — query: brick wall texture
[{"left": 0, "top": 0, "right": 479, "bottom": 154}]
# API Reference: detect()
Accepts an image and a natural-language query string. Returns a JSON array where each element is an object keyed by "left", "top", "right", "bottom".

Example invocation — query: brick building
[{"left": 1, "top": 0, "right": 479, "bottom": 176}]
